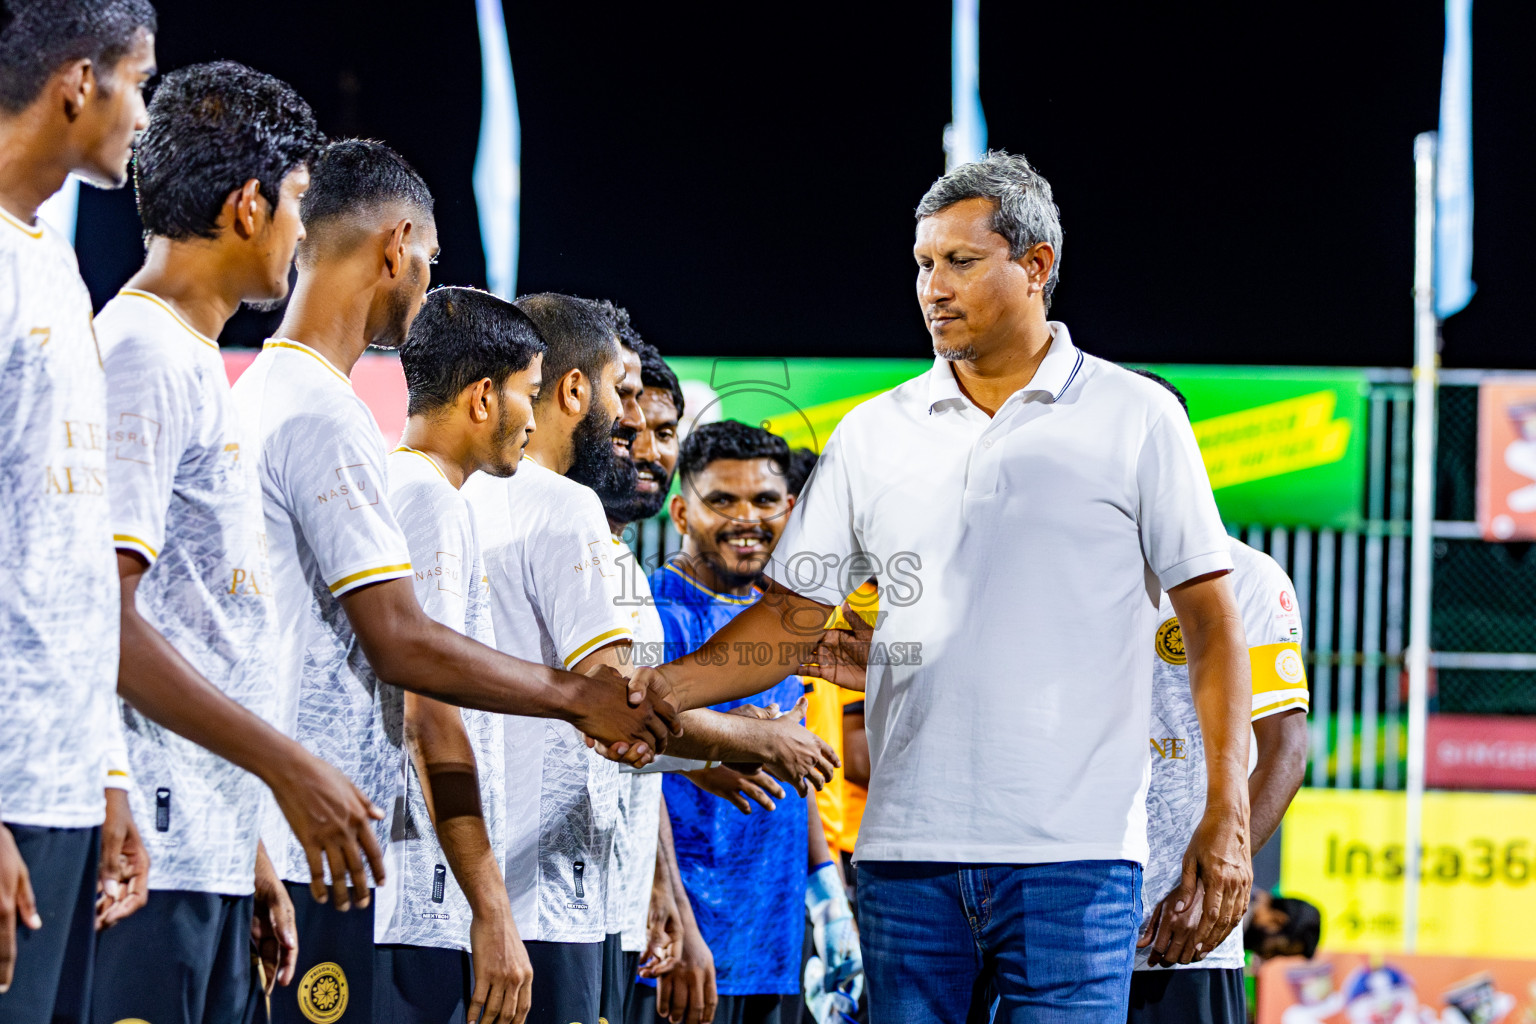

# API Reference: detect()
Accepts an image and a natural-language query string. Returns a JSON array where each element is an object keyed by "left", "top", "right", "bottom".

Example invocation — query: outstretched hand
[{"left": 576, "top": 666, "right": 682, "bottom": 768}]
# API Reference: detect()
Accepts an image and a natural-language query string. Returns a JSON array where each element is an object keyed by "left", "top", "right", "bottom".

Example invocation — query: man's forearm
[
  {"left": 1187, "top": 642, "right": 1252, "bottom": 816},
  {"left": 665, "top": 709, "right": 775, "bottom": 762},
  {"left": 665, "top": 585, "right": 836, "bottom": 711},
  {"left": 1249, "top": 710, "right": 1308, "bottom": 852},
  {"left": 344, "top": 580, "right": 581, "bottom": 720},
  {"left": 406, "top": 694, "right": 509, "bottom": 918},
  {"left": 1175, "top": 590, "right": 1252, "bottom": 818},
  {"left": 657, "top": 795, "right": 699, "bottom": 929}
]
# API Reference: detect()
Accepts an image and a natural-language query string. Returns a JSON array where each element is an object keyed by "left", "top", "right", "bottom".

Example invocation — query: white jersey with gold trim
[
  {"left": 1137, "top": 536, "right": 1309, "bottom": 971},
  {"left": 231, "top": 338, "right": 413, "bottom": 883},
  {"left": 0, "top": 210, "right": 119, "bottom": 829},
  {"left": 612, "top": 538, "right": 664, "bottom": 953},
  {"left": 98, "top": 290, "right": 279, "bottom": 893},
  {"left": 374, "top": 447, "right": 506, "bottom": 951},
  {"left": 463, "top": 459, "right": 632, "bottom": 943}
]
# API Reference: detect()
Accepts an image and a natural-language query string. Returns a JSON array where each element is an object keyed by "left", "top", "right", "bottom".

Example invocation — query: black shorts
[
  {"left": 599, "top": 932, "right": 627, "bottom": 1024},
  {"left": 374, "top": 944, "right": 472, "bottom": 1024},
  {"left": 620, "top": 951, "right": 642, "bottom": 1024},
  {"left": 93, "top": 889, "right": 255, "bottom": 1024},
  {"left": 630, "top": 987, "right": 786, "bottom": 1024},
  {"left": 525, "top": 939, "right": 603, "bottom": 1024},
  {"left": 1127, "top": 967, "right": 1246, "bottom": 1024},
  {"left": 0, "top": 824, "right": 97, "bottom": 1024},
  {"left": 262, "top": 881, "right": 375, "bottom": 1024}
]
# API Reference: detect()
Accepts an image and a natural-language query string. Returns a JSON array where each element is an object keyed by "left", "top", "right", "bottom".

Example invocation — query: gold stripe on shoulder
[
  {"left": 328, "top": 562, "right": 412, "bottom": 594},
  {"left": 563, "top": 627, "right": 634, "bottom": 668}
]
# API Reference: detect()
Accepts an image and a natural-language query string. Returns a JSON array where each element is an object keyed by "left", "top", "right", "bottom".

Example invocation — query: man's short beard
[
  {"left": 602, "top": 460, "right": 670, "bottom": 526},
  {"left": 566, "top": 404, "right": 638, "bottom": 506},
  {"left": 483, "top": 401, "right": 524, "bottom": 478},
  {"left": 935, "top": 342, "right": 979, "bottom": 362},
  {"left": 243, "top": 296, "right": 287, "bottom": 314}
]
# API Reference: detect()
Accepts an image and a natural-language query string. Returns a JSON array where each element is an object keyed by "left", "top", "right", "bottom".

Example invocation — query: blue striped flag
[
  {"left": 1435, "top": 0, "right": 1474, "bottom": 319},
  {"left": 943, "top": 0, "right": 986, "bottom": 171},
  {"left": 473, "top": 0, "right": 520, "bottom": 299}
]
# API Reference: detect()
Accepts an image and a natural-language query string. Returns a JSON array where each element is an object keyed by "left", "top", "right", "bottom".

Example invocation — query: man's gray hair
[{"left": 915, "top": 150, "right": 1063, "bottom": 312}]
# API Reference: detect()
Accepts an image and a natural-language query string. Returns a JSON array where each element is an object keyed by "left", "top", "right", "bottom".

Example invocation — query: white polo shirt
[{"left": 766, "top": 323, "right": 1234, "bottom": 866}]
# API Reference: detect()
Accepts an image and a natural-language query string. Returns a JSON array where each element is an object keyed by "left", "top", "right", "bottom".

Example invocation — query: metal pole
[{"left": 1404, "top": 131, "right": 1438, "bottom": 953}]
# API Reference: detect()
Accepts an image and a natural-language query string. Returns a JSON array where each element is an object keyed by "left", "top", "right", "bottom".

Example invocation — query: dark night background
[{"left": 73, "top": 1, "right": 1535, "bottom": 369}]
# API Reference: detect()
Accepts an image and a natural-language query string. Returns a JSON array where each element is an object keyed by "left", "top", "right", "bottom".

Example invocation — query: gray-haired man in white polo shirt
[{"left": 634, "top": 151, "right": 1254, "bottom": 1023}]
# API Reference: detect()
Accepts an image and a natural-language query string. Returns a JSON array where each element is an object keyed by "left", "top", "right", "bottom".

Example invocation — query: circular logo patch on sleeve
[
  {"left": 298, "top": 961, "right": 349, "bottom": 1023},
  {"left": 1155, "top": 617, "right": 1187, "bottom": 665},
  {"left": 1276, "top": 648, "right": 1305, "bottom": 684}
]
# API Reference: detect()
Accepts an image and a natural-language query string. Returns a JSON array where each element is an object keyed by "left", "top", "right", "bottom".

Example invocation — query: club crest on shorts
[
  {"left": 1155, "top": 617, "right": 1186, "bottom": 665},
  {"left": 298, "top": 961, "right": 349, "bottom": 1023}
]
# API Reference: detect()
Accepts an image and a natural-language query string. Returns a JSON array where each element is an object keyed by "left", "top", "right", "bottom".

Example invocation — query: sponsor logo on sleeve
[
  {"left": 317, "top": 464, "right": 380, "bottom": 510},
  {"left": 110, "top": 413, "right": 157, "bottom": 465},
  {"left": 416, "top": 550, "right": 463, "bottom": 596}
]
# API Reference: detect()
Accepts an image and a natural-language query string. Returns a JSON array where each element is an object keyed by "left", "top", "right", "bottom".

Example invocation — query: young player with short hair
[
  {"left": 92, "top": 60, "right": 391, "bottom": 1024},
  {"left": 464, "top": 297, "right": 836, "bottom": 1024},
  {"left": 376, "top": 286, "right": 547, "bottom": 1024},
  {"left": 231, "top": 142, "right": 677, "bottom": 1024},
  {"left": 0, "top": 2, "right": 156, "bottom": 1014}
]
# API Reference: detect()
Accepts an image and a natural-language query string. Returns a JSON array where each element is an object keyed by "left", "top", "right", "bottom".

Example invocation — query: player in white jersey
[
  {"left": 232, "top": 142, "right": 677, "bottom": 1024},
  {"left": 600, "top": 331, "right": 720, "bottom": 1024},
  {"left": 1130, "top": 372, "right": 1309, "bottom": 1024},
  {"left": 0, "top": 3, "right": 155, "bottom": 1015},
  {"left": 464, "top": 294, "right": 836, "bottom": 1024},
  {"left": 374, "top": 287, "right": 545, "bottom": 1024},
  {"left": 90, "top": 62, "right": 408, "bottom": 1023}
]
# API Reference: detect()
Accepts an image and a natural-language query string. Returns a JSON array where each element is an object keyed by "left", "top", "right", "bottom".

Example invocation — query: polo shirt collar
[{"left": 926, "top": 321, "right": 1084, "bottom": 414}]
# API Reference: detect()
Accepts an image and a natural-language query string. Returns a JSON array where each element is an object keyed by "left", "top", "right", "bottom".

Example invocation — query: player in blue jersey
[{"left": 642, "top": 422, "right": 809, "bottom": 1024}]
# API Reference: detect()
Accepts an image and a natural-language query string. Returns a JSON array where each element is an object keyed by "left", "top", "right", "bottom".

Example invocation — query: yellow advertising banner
[{"left": 1281, "top": 788, "right": 1536, "bottom": 957}]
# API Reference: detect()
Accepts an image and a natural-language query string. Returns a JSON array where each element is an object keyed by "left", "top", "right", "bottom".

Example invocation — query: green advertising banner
[
  {"left": 1138, "top": 365, "right": 1369, "bottom": 530},
  {"left": 667, "top": 357, "right": 1369, "bottom": 530}
]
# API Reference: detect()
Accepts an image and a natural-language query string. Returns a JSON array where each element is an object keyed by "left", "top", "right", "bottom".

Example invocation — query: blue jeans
[{"left": 856, "top": 860, "right": 1142, "bottom": 1024}]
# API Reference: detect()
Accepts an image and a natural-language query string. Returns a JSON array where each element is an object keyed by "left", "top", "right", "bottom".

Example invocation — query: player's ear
[
  {"left": 383, "top": 218, "right": 411, "bottom": 278},
  {"left": 669, "top": 492, "right": 688, "bottom": 534},
  {"left": 57, "top": 59, "right": 92, "bottom": 121},
  {"left": 557, "top": 368, "right": 586, "bottom": 418},
  {"left": 228, "top": 179, "right": 264, "bottom": 240},
  {"left": 466, "top": 377, "right": 494, "bottom": 425}
]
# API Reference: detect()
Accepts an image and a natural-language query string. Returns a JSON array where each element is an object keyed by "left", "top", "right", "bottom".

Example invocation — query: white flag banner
[
  {"left": 473, "top": 0, "right": 520, "bottom": 299},
  {"left": 1435, "top": 0, "right": 1474, "bottom": 319},
  {"left": 943, "top": 0, "right": 986, "bottom": 171}
]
